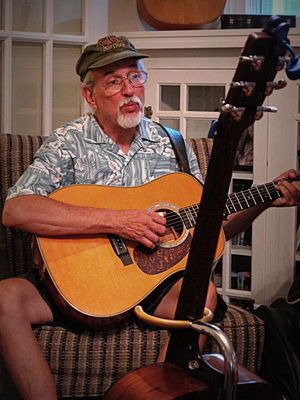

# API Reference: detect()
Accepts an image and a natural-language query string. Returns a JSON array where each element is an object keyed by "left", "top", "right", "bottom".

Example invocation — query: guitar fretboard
[{"left": 177, "top": 175, "right": 299, "bottom": 230}]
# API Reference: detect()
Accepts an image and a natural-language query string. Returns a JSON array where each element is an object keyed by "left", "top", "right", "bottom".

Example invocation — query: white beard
[{"left": 117, "top": 96, "right": 143, "bottom": 129}]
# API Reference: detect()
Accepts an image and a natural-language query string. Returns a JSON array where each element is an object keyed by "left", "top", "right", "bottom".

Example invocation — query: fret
[
  {"left": 256, "top": 183, "right": 273, "bottom": 202},
  {"left": 243, "top": 188, "right": 257, "bottom": 207},
  {"left": 251, "top": 186, "right": 264, "bottom": 203},
  {"left": 190, "top": 205, "right": 198, "bottom": 223},
  {"left": 179, "top": 208, "right": 193, "bottom": 229},
  {"left": 187, "top": 205, "right": 196, "bottom": 226},
  {"left": 226, "top": 195, "right": 238, "bottom": 214},
  {"left": 224, "top": 203, "right": 231, "bottom": 217},
  {"left": 238, "top": 191, "right": 251, "bottom": 208},
  {"left": 265, "top": 182, "right": 281, "bottom": 200},
  {"left": 232, "top": 192, "right": 243, "bottom": 211}
]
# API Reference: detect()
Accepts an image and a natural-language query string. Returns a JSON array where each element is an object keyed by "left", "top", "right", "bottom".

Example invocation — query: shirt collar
[{"left": 82, "top": 113, "right": 162, "bottom": 145}]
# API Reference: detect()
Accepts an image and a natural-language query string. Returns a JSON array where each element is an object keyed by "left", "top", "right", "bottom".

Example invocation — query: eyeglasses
[{"left": 103, "top": 71, "right": 147, "bottom": 95}]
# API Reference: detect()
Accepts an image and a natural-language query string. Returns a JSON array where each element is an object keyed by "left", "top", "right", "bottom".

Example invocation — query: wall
[
  {"left": 107, "top": 0, "right": 222, "bottom": 33},
  {"left": 108, "top": 0, "right": 149, "bottom": 33},
  {"left": 107, "top": 0, "right": 299, "bottom": 34}
]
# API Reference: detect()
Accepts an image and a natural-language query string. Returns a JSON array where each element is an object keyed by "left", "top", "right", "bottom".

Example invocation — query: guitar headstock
[{"left": 217, "top": 17, "right": 296, "bottom": 143}]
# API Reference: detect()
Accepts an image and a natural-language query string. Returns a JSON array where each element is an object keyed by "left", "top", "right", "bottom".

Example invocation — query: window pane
[
  {"left": 158, "top": 118, "right": 180, "bottom": 131},
  {"left": 12, "top": 42, "right": 43, "bottom": 135},
  {"left": 186, "top": 118, "right": 214, "bottom": 139},
  {"left": 54, "top": 0, "right": 83, "bottom": 35},
  {"left": 53, "top": 45, "right": 82, "bottom": 130},
  {"left": 0, "top": 0, "right": 3, "bottom": 30},
  {"left": 159, "top": 85, "right": 180, "bottom": 111},
  {"left": 13, "top": 0, "right": 44, "bottom": 32},
  {"left": 188, "top": 85, "right": 224, "bottom": 112},
  {"left": 261, "top": 0, "right": 300, "bottom": 15}
]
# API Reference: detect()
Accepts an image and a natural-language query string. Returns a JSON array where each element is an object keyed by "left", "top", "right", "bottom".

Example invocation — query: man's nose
[{"left": 121, "top": 78, "right": 134, "bottom": 95}]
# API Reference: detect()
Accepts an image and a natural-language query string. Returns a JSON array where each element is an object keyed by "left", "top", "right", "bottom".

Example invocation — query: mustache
[{"left": 118, "top": 95, "right": 143, "bottom": 111}]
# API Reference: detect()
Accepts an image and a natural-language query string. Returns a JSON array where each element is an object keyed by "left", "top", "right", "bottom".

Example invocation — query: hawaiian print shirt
[{"left": 6, "top": 114, "right": 202, "bottom": 200}]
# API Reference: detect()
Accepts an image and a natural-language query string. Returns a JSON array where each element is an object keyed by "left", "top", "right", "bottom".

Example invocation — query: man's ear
[{"left": 82, "top": 87, "right": 97, "bottom": 110}]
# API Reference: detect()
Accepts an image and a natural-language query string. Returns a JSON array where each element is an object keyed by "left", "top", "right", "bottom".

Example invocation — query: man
[{"left": 1, "top": 35, "right": 299, "bottom": 400}]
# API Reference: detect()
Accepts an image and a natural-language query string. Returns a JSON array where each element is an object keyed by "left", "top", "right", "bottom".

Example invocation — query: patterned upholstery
[{"left": 0, "top": 133, "right": 264, "bottom": 398}]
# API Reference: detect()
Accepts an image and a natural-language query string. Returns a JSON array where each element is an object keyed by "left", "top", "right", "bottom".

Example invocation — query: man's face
[{"left": 84, "top": 58, "right": 145, "bottom": 131}]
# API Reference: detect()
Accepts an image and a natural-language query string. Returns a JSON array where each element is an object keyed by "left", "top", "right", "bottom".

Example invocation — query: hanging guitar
[
  {"left": 103, "top": 16, "right": 300, "bottom": 400},
  {"left": 136, "top": 0, "right": 226, "bottom": 30}
]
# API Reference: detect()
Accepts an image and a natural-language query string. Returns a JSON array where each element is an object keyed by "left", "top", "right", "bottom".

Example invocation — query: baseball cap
[{"left": 76, "top": 35, "right": 149, "bottom": 82}]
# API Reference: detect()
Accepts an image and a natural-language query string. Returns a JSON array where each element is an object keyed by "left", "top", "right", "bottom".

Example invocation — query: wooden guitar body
[
  {"left": 137, "top": 0, "right": 226, "bottom": 29},
  {"left": 104, "top": 358, "right": 281, "bottom": 400},
  {"left": 36, "top": 170, "right": 297, "bottom": 330},
  {"left": 37, "top": 172, "right": 225, "bottom": 330}
]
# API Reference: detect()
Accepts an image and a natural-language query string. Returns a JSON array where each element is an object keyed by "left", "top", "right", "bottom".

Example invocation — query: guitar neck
[{"left": 179, "top": 175, "right": 300, "bottom": 229}]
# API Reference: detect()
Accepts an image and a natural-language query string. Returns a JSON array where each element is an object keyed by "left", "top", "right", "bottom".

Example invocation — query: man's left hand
[{"left": 272, "top": 169, "right": 300, "bottom": 207}]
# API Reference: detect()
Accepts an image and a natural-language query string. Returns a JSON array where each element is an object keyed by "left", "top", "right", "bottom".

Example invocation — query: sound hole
[{"left": 157, "top": 208, "right": 185, "bottom": 248}]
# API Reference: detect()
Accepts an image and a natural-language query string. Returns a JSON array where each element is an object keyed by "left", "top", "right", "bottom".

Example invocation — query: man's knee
[{"left": 0, "top": 278, "right": 53, "bottom": 324}]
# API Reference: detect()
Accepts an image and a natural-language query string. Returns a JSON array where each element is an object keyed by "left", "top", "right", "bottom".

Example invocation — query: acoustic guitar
[
  {"left": 36, "top": 172, "right": 299, "bottom": 330},
  {"left": 137, "top": 0, "right": 226, "bottom": 29}
]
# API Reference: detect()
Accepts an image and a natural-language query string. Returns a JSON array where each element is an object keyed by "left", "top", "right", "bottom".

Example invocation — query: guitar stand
[{"left": 134, "top": 305, "right": 238, "bottom": 400}]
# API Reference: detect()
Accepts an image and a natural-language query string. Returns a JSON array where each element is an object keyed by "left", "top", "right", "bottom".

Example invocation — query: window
[
  {"left": 224, "top": 0, "right": 300, "bottom": 16},
  {"left": 0, "top": 0, "right": 106, "bottom": 136}
]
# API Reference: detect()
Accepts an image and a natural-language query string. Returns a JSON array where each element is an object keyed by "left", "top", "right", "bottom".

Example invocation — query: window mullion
[
  {"left": 2, "top": 37, "right": 12, "bottom": 133},
  {"left": 43, "top": 39, "right": 53, "bottom": 136}
]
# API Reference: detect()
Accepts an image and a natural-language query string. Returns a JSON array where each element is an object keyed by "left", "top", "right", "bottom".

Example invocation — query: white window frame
[{"left": 0, "top": 0, "right": 108, "bottom": 135}]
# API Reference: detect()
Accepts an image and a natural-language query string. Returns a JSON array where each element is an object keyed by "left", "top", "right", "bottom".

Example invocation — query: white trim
[
  {"left": 116, "top": 28, "right": 300, "bottom": 50},
  {"left": 0, "top": 31, "right": 88, "bottom": 44}
]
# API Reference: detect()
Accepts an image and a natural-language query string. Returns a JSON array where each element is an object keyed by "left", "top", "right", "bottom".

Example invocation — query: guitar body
[
  {"left": 137, "top": 0, "right": 226, "bottom": 29},
  {"left": 104, "top": 358, "right": 282, "bottom": 400},
  {"left": 37, "top": 172, "right": 225, "bottom": 330}
]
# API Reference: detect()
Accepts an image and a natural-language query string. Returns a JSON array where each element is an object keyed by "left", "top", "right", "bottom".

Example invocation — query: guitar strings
[{"left": 163, "top": 175, "right": 299, "bottom": 230}]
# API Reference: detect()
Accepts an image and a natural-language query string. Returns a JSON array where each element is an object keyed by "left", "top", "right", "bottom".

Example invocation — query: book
[{"left": 221, "top": 14, "right": 296, "bottom": 29}]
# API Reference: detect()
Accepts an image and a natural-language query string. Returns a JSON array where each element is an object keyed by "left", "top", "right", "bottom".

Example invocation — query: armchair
[{"left": 0, "top": 133, "right": 264, "bottom": 399}]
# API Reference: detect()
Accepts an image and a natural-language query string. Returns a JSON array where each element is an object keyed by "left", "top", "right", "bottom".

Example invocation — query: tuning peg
[
  {"left": 220, "top": 103, "right": 245, "bottom": 121},
  {"left": 230, "top": 81, "right": 256, "bottom": 97},
  {"left": 240, "top": 55, "right": 265, "bottom": 71},
  {"left": 265, "top": 79, "right": 287, "bottom": 95},
  {"left": 257, "top": 106, "right": 278, "bottom": 112},
  {"left": 255, "top": 105, "right": 278, "bottom": 120}
]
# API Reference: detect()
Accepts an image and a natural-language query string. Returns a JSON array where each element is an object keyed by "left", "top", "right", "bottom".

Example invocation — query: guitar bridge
[{"left": 108, "top": 234, "right": 133, "bottom": 266}]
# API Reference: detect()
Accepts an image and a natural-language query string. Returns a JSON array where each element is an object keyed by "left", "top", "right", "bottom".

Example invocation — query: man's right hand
[{"left": 112, "top": 209, "right": 167, "bottom": 249}]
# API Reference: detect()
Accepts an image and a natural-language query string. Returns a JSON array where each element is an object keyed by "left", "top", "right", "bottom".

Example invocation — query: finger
[
  {"left": 145, "top": 230, "right": 160, "bottom": 245},
  {"left": 275, "top": 181, "right": 298, "bottom": 206},
  {"left": 141, "top": 234, "right": 158, "bottom": 249},
  {"left": 275, "top": 169, "right": 296, "bottom": 181},
  {"left": 149, "top": 210, "right": 167, "bottom": 225}
]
